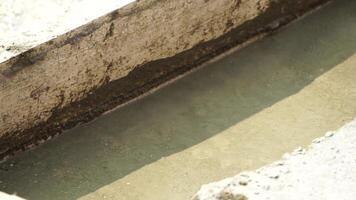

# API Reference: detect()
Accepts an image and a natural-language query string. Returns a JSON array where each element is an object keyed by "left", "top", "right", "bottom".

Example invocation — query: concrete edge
[
  {"left": 193, "top": 119, "right": 356, "bottom": 200},
  {"left": 0, "top": 0, "right": 331, "bottom": 160}
]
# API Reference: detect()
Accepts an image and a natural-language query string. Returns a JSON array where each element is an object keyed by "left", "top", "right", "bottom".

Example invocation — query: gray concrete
[
  {"left": 194, "top": 119, "right": 356, "bottom": 200},
  {"left": 0, "top": 0, "right": 356, "bottom": 200},
  {"left": 0, "top": 192, "right": 24, "bottom": 200},
  {"left": 0, "top": 0, "right": 328, "bottom": 157},
  {"left": 0, "top": 0, "right": 134, "bottom": 63}
]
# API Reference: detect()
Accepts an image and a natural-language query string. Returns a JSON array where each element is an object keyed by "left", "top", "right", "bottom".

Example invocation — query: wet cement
[{"left": 1, "top": 0, "right": 356, "bottom": 199}]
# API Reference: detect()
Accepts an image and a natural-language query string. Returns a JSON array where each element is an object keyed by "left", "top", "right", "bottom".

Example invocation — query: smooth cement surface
[{"left": 1, "top": 1, "right": 356, "bottom": 199}]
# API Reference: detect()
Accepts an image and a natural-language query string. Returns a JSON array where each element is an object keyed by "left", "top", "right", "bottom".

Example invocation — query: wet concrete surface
[{"left": 1, "top": 0, "right": 356, "bottom": 199}]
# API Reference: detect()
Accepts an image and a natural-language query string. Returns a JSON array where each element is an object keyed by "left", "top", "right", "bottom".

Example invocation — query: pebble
[
  {"left": 273, "top": 161, "right": 285, "bottom": 166},
  {"left": 268, "top": 174, "right": 279, "bottom": 179},
  {"left": 238, "top": 180, "right": 248, "bottom": 186},
  {"left": 292, "top": 147, "right": 306, "bottom": 155},
  {"left": 325, "top": 131, "right": 335, "bottom": 137},
  {"left": 312, "top": 137, "right": 324, "bottom": 144}
]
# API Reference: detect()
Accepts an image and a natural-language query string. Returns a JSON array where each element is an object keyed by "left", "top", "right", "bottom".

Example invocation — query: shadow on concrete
[{"left": 1, "top": 0, "right": 356, "bottom": 199}]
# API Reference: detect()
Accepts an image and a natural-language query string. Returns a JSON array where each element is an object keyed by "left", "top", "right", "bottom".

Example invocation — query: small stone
[
  {"left": 266, "top": 171, "right": 280, "bottom": 179},
  {"left": 294, "top": 147, "right": 303, "bottom": 152},
  {"left": 238, "top": 180, "right": 248, "bottom": 186},
  {"left": 218, "top": 192, "right": 247, "bottom": 200},
  {"left": 269, "top": 174, "right": 279, "bottom": 179},
  {"left": 312, "top": 137, "right": 324, "bottom": 144},
  {"left": 237, "top": 175, "right": 250, "bottom": 186},
  {"left": 325, "top": 131, "right": 335, "bottom": 137},
  {"left": 274, "top": 161, "right": 284, "bottom": 166},
  {"left": 292, "top": 147, "right": 305, "bottom": 155}
]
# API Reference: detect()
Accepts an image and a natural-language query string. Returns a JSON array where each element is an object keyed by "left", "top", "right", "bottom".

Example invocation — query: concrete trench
[
  {"left": 1, "top": 0, "right": 356, "bottom": 199},
  {"left": 0, "top": 0, "right": 329, "bottom": 158}
]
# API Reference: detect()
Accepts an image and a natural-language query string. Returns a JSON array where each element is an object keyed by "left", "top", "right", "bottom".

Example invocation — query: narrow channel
[{"left": 1, "top": 1, "right": 356, "bottom": 199}]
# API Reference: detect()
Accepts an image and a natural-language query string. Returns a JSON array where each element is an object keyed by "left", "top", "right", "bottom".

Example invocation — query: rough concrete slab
[
  {"left": 0, "top": 192, "right": 24, "bottom": 200},
  {"left": 0, "top": 0, "right": 329, "bottom": 158},
  {"left": 193, "top": 119, "right": 356, "bottom": 200},
  {"left": 0, "top": 0, "right": 135, "bottom": 63},
  {"left": 0, "top": 1, "right": 356, "bottom": 199}
]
